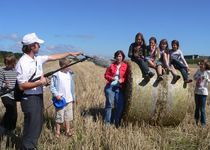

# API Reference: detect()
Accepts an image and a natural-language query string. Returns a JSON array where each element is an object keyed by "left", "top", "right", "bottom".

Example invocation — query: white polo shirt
[{"left": 15, "top": 53, "right": 48, "bottom": 95}]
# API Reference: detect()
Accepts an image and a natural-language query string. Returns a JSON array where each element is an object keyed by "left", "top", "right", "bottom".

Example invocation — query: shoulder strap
[{"left": 28, "top": 61, "right": 37, "bottom": 82}]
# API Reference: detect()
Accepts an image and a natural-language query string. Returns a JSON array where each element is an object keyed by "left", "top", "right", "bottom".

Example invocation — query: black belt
[{"left": 23, "top": 93, "right": 43, "bottom": 97}]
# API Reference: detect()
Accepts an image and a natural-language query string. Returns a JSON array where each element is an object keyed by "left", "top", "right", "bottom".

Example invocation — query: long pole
[{"left": 0, "top": 56, "right": 90, "bottom": 97}]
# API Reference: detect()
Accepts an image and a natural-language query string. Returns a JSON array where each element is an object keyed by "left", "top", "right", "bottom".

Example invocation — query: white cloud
[
  {"left": 0, "top": 33, "right": 85, "bottom": 55},
  {"left": 45, "top": 44, "right": 75, "bottom": 53},
  {"left": 54, "top": 34, "right": 95, "bottom": 40},
  {"left": 0, "top": 33, "right": 21, "bottom": 42}
]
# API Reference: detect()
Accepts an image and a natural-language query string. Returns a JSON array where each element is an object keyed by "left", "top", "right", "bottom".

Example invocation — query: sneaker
[
  {"left": 201, "top": 124, "right": 206, "bottom": 128},
  {"left": 143, "top": 74, "right": 150, "bottom": 81},
  {"left": 171, "top": 75, "right": 181, "bottom": 84},
  {"left": 183, "top": 82, "right": 187, "bottom": 88},
  {"left": 157, "top": 75, "right": 164, "bottom": 81},
  {"left": 184, "top": 79, "right": 193, "bottom": 83},
  {"left": 148, "top": 72, "right": 155, "bottom": 78}
]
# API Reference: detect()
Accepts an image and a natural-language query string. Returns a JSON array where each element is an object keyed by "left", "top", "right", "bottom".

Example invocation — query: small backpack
[{"left": 14, "top": 70, "right": 37, "bottom": 101}]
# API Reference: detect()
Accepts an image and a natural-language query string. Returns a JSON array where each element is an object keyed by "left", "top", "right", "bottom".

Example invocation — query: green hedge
[
  {"left": 186, "top": 59, "right": 200, "bottom": 64},
  {"left": 0, "top": 51, "right": 22, "bottom": 66}
]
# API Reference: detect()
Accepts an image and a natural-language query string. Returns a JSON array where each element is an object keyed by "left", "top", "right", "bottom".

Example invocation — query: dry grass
[{"left": 1, "top": 61, "right": 210, "bottom": 150}]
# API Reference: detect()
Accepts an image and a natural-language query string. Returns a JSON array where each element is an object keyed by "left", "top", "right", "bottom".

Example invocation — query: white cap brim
[
  {"left": 22, "top": 33, "right": 45, "bottom": 45},
  {"left": 36, "top": 39, "right": 44, "bottom": 44}
]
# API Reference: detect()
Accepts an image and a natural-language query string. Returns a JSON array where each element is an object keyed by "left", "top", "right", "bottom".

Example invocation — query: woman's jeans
[
  {"left": 104, "top": 85, "right": 124, "bottom": 126},
  {"left": 170, "top": 58, "right": 188, "bottom": 80},
  {"left": 194, "top": 94, "right": 207, "bottom": 125}
]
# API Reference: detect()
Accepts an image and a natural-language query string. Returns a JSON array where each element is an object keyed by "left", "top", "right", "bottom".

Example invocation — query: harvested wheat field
[{"left": 1, "top": 60, "right": 210, "bottom": 150}]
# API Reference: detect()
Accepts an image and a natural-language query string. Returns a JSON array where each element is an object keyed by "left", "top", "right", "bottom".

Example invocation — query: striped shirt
[{"left": 0, "top": 67, "right": 16, "bottom": 99}]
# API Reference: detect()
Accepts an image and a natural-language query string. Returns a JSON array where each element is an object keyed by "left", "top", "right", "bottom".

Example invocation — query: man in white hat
[{"left": 16, "top": 33, "right": 81, "bottom": 150}]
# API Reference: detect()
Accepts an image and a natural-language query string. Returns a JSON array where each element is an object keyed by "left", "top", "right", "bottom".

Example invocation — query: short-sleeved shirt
[{"left": 15, "top": 53, "right": 48, "bottom": 95}]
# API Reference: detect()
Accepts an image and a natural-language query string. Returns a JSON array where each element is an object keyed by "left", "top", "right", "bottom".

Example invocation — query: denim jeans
[
  {"left": 170, "top": 58, "right": 188, "bottom": 80},
  {"left": 104, "top": 85, "right": 124, "bottom": 126},
  {"left": 131, "top": 57, "right": 149, "bottom": 77},
  {"left": 194, "top": 94, "right": 207, "bottom": 125}
]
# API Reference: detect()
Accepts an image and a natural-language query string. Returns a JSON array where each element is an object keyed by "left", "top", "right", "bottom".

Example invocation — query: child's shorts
[
  {"left": 156, "top": 60, "right": 163, "bottom": 66},
  {"left": 55, "top": 102, "right": 73, "bottom": 123},
  {"left": 145, "top": 56, "right": 154, "bottom": 62}
]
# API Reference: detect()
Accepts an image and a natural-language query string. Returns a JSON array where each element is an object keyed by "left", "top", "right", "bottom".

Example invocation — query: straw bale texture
[{"left": 124, "top": 61, "right": 192, "bottom": 126}]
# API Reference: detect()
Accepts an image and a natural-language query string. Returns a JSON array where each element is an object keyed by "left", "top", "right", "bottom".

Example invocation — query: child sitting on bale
[
  {"left": 128, "top": 32, "right": 155, "bottom": 81},
  {"left": 169, "top": 40, "right": 192, "bottom": 86}
]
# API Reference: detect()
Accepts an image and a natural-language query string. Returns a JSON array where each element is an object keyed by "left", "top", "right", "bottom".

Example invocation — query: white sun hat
[{"left": 22, "top": 33, "right": 44, "bottom": 45}]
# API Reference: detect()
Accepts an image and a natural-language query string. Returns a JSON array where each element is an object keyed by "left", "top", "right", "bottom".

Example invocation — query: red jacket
[{"left": 104, "top": 62, "right": 128, "bottom": 88}]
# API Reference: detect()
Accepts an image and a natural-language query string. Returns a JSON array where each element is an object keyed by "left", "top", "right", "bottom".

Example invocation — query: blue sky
[{"left": 0, "top": 0, "right": 209, "bottom": 57}]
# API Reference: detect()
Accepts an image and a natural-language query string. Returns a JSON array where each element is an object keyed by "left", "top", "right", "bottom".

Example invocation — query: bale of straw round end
[{"left": 124, "top": 61, "right": 192, "bottom": 126}]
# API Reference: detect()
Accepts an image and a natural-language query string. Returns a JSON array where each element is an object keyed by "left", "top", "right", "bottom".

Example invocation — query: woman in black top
[{"left": 128, "top": 32, "right": 154, "bottom": 80}]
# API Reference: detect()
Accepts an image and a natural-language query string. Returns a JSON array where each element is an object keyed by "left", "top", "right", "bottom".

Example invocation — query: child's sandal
[
  {"left": 66, "top": 132, "right": 73, "bottom": 137},
  {"left": 55, "top": 132, "right": 60, "bottom": 138},
  {"left": 66, "top": 129, "right": 74, "bottom": 137}
]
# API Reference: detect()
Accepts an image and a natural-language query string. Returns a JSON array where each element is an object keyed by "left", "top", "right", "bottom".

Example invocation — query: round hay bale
[{"left": 124, "top": 61, "right": 192, "bottom": 126}]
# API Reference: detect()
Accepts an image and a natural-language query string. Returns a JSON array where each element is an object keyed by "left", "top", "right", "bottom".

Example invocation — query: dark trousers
[
  {"left": 1, "top": 96, "right": 17, "bottom": 131},
  {"left": 20, "top": 94, "right": 43, "bottom": 150},
  {"left": 194, "top": 94, "right": 207, "bottom": 125},
  {"left": 170, "top": 58, "right": 188, "bottom": 80},
  {"left": 132, "top": 57, "right": 149, "bottom": 76}
]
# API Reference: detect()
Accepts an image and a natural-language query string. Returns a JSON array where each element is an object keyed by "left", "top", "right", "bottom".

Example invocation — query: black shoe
[
  {"left": 157, "top": 75, "right": 164, "bottom": 81},
  {"left": 143, "top": 74, "right": 150, "bottom": 81},
  {"left": 183, "top": 82, "right": 187, "bottom": 88},
  {"left": 184, "top": 79, "right": 193, "bottom": 83},
  {"left": 148, "top": 72, "right": 155, "bottom": 78},
  {"left": 171, "top": 75, "right": 181, "bottom": 84}
]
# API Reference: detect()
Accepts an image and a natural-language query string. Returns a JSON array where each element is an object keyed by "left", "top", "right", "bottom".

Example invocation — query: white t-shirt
[
  {"left": 16, "top": 53, "right": 48, "bottom": 95},
  {"left": 56, "top": 71, "right": 73, "bottom": 103},
  {"left": 110, "top": 64, "right": 121, "bottom": 86},
  {"left": 194, "top": 69, "right": 210, "bottom": 95}
]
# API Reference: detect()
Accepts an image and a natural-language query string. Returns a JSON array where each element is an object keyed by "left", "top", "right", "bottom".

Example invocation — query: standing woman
[
  {"left": 0, "top": 53, "right": 17, "bottom": 135},
  {"left": 15, "top": 33, "right": 81, "bottom": 149},
  {"left": 104, "top": 50, "right": 128, "bottom": 127},
  {"left": 193, "top": 59, "right": 210, "bottom": 127}
]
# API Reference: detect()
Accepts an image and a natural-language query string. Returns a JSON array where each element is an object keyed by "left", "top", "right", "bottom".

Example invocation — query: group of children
[
  {"left": 128, "top": 32, "right": 192, "bottom": 86},
  {"left": 0, "top": 54, "right": 75, "bottom": 138}
]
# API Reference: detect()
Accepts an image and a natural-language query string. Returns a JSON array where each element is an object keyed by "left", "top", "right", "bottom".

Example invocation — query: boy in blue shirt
[{"left": 50, "top": 58, "right": 76, "bottom": 137}]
